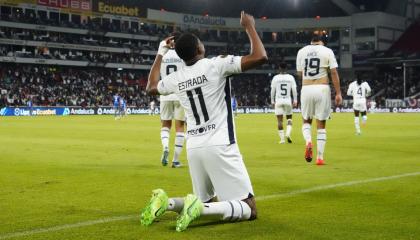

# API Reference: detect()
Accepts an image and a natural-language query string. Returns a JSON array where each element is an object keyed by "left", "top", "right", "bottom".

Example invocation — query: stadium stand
[{"left": 0, "top": 2, "right": 419, "bottom": 110}]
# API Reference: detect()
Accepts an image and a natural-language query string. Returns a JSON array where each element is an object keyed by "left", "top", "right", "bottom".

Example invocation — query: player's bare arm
[
  {"left": 330, "top": 68, "right": 342, "bottom": 106},
  {"left": 146, "top": 36, "right": 174, "bottom": 95},
  {"left": 240, "top": 11, "right": 268, "bottom": 71}
]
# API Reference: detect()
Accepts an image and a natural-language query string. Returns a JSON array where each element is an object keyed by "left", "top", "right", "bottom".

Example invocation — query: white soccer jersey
[
  {"left": 296, "top": 44, "right": 338, "bottom": 80},
  {"left": 160, "top": 49, "right": 184, "bottom": 101},
  {"left": 158, "top": 55, "right": 242, "bottom": 149},
  {"left": 347, "top": 81, "right": 371, "bottom": 101},
  {"left": 270, "top": 73, "right": 297, "bottom": 104}
]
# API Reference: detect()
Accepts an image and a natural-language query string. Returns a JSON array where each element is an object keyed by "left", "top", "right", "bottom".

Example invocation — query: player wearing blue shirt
[
  {"left": 113, "top": 94, "right": 120, "bottom": 119},
  {"left": 27, "top": 98, "right": 33, "bottom": 116},
  {"left": 231, "top": 95, "right": 238, "bottom": 116},
  {"left": 120, "top": 98, "right": 127, "bottom": 117}
]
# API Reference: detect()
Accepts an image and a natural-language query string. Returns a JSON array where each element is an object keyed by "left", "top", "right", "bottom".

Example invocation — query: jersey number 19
[{"left": 304, "top": 58, "right": 320, "bottom": 77}]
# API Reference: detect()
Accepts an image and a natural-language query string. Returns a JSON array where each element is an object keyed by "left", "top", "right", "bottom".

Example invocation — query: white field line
[{"left": 1, "top": 171, "right": 419, "bottom": 239}]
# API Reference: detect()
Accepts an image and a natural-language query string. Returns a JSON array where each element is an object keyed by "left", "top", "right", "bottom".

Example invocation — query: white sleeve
[
  {"left": 328, "top": 49, "right": 338, "bottom": 69},
  {"left": 296, "top": 50, "right": 303, "bottom": 72},
  {"left": 347, "top": 84, "right": 353, "bottom": 96},
  {"left": 157, "top": 75, "right": 176, "bottom": 95},
  {"left": 365, "top": 82, "right": 372, "bottom": 96},
  {"left": 213, "top": 55, "right": 242, "bottom": 77},
  {"left": 270, "top": 79, "right": 276, "bottom": 104}
]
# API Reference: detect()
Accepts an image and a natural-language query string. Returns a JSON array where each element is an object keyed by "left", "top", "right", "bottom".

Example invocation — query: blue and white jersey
[
  {"left": 122, "top": 99, "right": 127, "bottom": 109},
  {"left": 27, "top": 100, "right": 33, "bottom": 108},
  {"left": 113, "top": 95, "right": 120, "bottom": 107}
]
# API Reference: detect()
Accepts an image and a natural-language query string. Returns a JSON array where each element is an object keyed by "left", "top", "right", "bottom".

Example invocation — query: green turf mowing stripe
[{"left": 1, "top": 171, "right": 419, "bottom": 239}]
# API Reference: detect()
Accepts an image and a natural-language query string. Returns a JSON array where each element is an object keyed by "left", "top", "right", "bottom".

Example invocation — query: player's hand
[
  {"left": 335, "top": 94, "right": 343, "bottom": 106},
  {"left": 293, "top": 101, "right": 298, "bottom": 108},
  {"left": 157, "top": 36, "right": 174, "bottom": 56},
  {"left": 240, "top": 11, "right": 255, "bottom": 29}
]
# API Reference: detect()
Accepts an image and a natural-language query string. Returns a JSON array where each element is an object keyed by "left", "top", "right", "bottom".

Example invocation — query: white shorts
[
  {"left": 275, "top": 102, "right": 292, "bottom": 116},
  {"left": 187, "top": 144, "right": 254, "bottom": 202},
  {"left": 160, "top": 100, "right": 185, "bottom": 121},
  {"left": 353, "top": 101, "right": 367, "bottom": 112},
  {"left": 301, "top": 85, "right": 331, "bottom": 121}
]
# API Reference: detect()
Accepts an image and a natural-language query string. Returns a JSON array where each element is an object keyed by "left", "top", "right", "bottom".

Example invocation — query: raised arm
[
  {"left": 146, "top": 37, "right": 174, "bottom": 95},
  {"left": 240, "top": 11, "right": 268, "bottom": 72}
]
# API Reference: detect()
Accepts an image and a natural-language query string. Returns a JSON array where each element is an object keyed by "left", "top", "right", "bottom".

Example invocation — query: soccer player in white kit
[
  {"left": 141, "top": 11, "right": 267, "bottom": 232},
  {"left": 296, "top": 31, "right": 342, "bottom": 165},
  {"left": 159, "top": 33, "right": 186, "bottom": 168},
  {"left": 347, "top": 77, "right": 371, "bottom": 135},
  {"left": 271, "top": 62, "right": 297, "bottom": 144}
]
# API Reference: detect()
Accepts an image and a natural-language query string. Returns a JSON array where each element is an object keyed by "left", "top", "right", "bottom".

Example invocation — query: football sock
[
  {"left": 160, "top": 127, "right": 170, "bottom": 151},
  {"left": 168, "top": 198, "right": 184, "bottom": 213},
  {"left": 202, "top": 201, "right": 251, "bottom": 221},
  {"left": 302, "top": 123, "right": 312, "bottom": 144},
  {"left": 173, "top": 132, "right": 185, "bottom": 162},
  {"left": 286, "top": 119, "right": 293, "bottom": 136},
  {"left": 354, "top": 117, "right": 360, "bottom": 133},
  {"left": 362, "top": 115, "right": 367, "bottom": 124},
  {"left": 317, "top": 129, "right": 327, "bottom": 159},
  {"left": 278, "top": 130, "right": 285, "bottom": 142}
]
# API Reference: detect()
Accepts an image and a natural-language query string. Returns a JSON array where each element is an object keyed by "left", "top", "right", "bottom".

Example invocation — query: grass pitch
[{"left": 0, "top": 113, "right": 419, "bottom": 240}]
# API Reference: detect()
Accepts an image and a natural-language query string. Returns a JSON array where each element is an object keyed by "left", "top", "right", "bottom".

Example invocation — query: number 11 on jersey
[{"left": 186, "top": 87, "right": 209, "bottom": 125}]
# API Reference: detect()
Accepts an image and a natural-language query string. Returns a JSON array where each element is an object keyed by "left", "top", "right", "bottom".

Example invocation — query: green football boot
[
  {"left": 176, "top": 194, "right": 203, "bottom": 232},
  {"left": 140, "top": 189, "right": 169, "bottom": 226}
]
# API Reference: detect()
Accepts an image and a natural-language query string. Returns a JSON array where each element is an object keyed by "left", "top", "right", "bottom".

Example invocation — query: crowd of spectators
[
  {"left": 0, "top": 65, "right": 157, "bottom": 108},
  {"left": 0, "top": 8, "right": 418, "bottom": 109}
]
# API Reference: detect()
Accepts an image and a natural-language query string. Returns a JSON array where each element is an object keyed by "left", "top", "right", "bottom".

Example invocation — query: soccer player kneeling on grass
[{"left": 141, "top": 11, "right": 267, "bottom": 232}]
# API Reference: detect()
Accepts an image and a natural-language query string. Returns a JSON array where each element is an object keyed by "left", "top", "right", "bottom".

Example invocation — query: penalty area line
[{"left": 1, "top": 171, "right": 419, "bottom": 239}]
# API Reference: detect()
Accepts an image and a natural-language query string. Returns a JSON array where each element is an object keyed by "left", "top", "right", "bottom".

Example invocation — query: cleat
[
  {"left": 279, "top": 140, "right": 285, "bottom": 144},
  {"left": 286, "top": 136, "right": 293, "bottom": 143},
  {"left": 140, "top": 189, "right": 169, "bottom": 226},
  {"left": 356, "top": 131, "right": 361, "bottom": 135},
  {"left": 176, "top": 194, "right": 203, "bottom": 232},
  {"left": 161, "top": 149, "right": 169, "bottom": 166},
  {"left": 172, "top": 161, "right": 182, "bottom": 168},
  {"left": 305, "top": 142, "right": 313, "bottom": 162},
  {"left": 316, "top": 159, "right": 325, "bottom": 165}
]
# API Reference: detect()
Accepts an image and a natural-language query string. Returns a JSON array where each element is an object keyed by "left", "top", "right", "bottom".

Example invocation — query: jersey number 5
[
  {"left": 186, "top": 87, "right": 209, "bottom": 125},
  {"left": 280, "top": 84, "right": 287, "bottom": 96},
  {"left": 304, "top": 58, "right": 320, "bottom": 77}
]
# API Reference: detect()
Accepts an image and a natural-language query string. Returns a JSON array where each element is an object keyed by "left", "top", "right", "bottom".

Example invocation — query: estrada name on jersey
[
  {"left": 347, "top": 81, "right": 371, "bottom": 103},
  {"left": 296, "top": 44, "right": 338, "bottom": 80},
  {"left": 157, "top": 55, "right": 242, "bottom": 149},
  {"left": 160, "top": 49, "right": 185, "bottom": 101},
  {"left": 270, "top": 73, "right": 297, "bottom": 105}
]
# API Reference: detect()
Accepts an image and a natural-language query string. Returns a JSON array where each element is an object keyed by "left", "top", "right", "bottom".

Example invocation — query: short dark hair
[
  {"left": 171, "top": 31, "right": 182, "bottom": 42},
  {"left": 175, "top": 33, "right": 199, "bottom": 62},
  {"left": 279, "top": 62, "right": 288, "bottom": 71},
  {"left": 356, "top": 75, "right": 362, "bottom": 85},
  {"left": 311, "top": 30, "right": 328, "bottom": 44}
]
